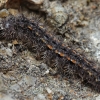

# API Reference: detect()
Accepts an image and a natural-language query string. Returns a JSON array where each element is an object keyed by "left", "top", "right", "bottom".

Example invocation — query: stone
[
  {"left": 0, "top": 9, "right": 9, "bottom": 18},
  {"left": 23, "top": 0, "right": 44, "bottom": 10}
]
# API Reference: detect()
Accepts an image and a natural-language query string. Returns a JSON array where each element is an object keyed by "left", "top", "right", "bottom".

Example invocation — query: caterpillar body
[{"left": 0, "top": 15, "right": 100, "bottom": 92}]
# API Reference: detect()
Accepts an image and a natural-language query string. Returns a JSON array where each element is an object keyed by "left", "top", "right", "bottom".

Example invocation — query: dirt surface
[{"left": 0, "top": 0, "right": 100, "bottom": 100}]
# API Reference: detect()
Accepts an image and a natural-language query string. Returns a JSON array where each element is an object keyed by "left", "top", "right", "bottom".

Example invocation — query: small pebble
[
  {"left": 96, "top": 95, "right": 100, "bottom": 100},
  {"left": 46, "top": 87, "right": 52, "bottom": 94},
  {"left": 35, "top": 94, "right": 46, "bottom": 100},
  {"left": 5, "top": 48, "right": 12, "bottom": 57},
  {"left": 24, "top": 0, "right": 44, "bottom": 10},
  {"left": 0, "top": 9, "right": 9, "bottom": 18}
]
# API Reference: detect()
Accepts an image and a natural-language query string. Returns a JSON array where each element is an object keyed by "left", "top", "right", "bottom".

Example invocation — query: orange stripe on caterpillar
[
  {"left": 47, "top": 44, "right": 53, "bottom": 50},
  {"left": 28, "top": 26, "right": 32, "bottom": 30},
  {"left": 55, "top": 50, "right": 65, "bottom": 57}
]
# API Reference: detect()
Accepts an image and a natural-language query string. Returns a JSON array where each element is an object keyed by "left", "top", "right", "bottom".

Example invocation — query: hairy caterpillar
[{"left": 0, "top": 15, "right": 100, "bottom": 92}]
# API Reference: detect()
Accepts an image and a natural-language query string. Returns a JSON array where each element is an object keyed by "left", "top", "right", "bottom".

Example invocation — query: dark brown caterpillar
[{"left": 0, "top": 15, "right": 100, "bottom": 92}]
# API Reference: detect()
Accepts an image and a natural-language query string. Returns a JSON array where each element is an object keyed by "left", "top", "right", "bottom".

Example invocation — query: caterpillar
[{"left": 0, "top": 15, "right": 100, "bottom": 92}]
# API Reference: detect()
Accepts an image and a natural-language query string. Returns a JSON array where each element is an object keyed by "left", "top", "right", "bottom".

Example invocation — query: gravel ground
[{"left": 0, "top": 0, "right": 100, "bottom": 100}]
